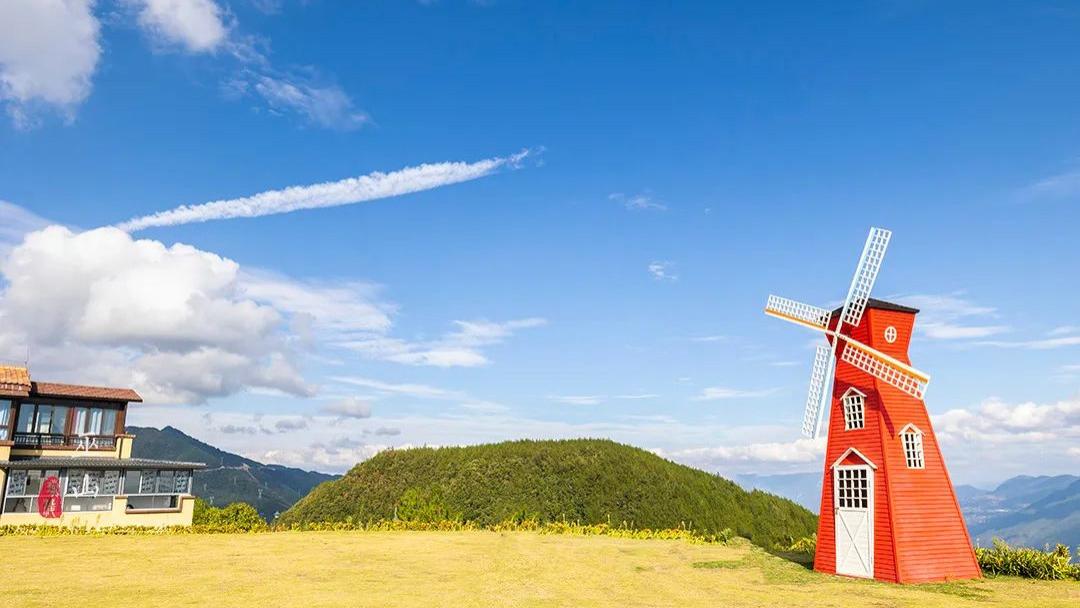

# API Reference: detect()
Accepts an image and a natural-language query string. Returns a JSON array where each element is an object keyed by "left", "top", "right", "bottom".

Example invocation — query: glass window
[
  {"left": 3, "top": 469, "right": 61, "bottom": 514},
  {"left": 138, "top": 470, "right": 157, "bottom": 494},
  {"left": 100, "top": 409, "right": 117, "bottom": 435},
  {"left": 101, "top": 470, "right": 121, "bottom": 495},
  {"left": 64, "top": 496, "right": 113, "bottom": 512},
  {"left": 127, "top": 495, "right": 178, "bottom": 510},
  {"left": 66, "top": 469, "right": 85, "bottom": 495},
  {"left": 902, "top": 429, "right": 925, "bottom": 469},
  {"left": 843, "top": 393, "right": 865, "bottom": 430},
  {"left": 0, "top": 399, "right": 10, "bottom": 440},
  {"left": 16, "top": 404, "right": 33, "bottom": 433}
]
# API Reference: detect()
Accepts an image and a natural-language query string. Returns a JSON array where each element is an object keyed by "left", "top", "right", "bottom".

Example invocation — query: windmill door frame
[{"left": 833, "top": 463, "right": 874, "bottom": 579}]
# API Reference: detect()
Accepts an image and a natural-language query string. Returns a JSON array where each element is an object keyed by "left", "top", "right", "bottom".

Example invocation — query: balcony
[{"left": 12, "top": 433, "right": 118, "bottom": 451}]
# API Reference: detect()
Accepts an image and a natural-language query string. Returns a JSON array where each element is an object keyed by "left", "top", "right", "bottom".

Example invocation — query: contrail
[{"left": 116, "top": 149, "right": 534, "bottom": 232}]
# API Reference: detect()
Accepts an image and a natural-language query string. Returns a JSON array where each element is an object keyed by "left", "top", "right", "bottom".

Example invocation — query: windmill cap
[{"left": 830, "top": 298, "right": 919, "bottom": 316}]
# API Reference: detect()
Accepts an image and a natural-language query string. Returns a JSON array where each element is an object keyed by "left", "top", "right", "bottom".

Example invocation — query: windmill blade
[
  {"left": 801, "top": 345, "right": 834, "bottom": 438},
  {"left": 765, "top": 295, "right": 831, "bottom": 332},
  {"left": 838, "top": 337, "right": 930, "bottom": 400},
  {"left": 838, "top": 227, "right": 891, "bottom": 328}
]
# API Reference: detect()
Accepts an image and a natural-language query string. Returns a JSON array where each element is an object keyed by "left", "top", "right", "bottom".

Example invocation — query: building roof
[
  {"left": 0, "top": 365, "right": 142, "bottom": 402},
  {"left": 0, "top": 457, "right": 205, "bottom": 470},
  {"left": 0, "top": 365, "right": 32, "bottom": 398},
  {"left": 830, "top": 298, "right": 920, "bottom": 316},
  {"left": 30, "top": 381, "right": 143, "bottom": 403}
]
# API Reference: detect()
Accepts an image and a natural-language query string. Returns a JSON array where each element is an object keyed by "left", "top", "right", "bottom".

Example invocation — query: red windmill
[{"left": 764, "top": 228, "right": 980, "bottom": 584}]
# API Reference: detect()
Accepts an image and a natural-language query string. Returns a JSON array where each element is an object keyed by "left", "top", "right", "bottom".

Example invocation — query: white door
[{"left": 834, "top": 465, "right": 873, "bottom": 578}]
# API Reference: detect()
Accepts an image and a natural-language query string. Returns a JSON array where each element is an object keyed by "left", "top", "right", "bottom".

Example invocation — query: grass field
[{"left": 3, "top": 531, "right": 1077, "bottom": 607}]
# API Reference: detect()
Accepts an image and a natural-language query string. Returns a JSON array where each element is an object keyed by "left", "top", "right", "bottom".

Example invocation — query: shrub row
[
  {"left": 0, "top": 514, "right": 734, "bottom": 545},
  {"left": 975, "top": 539, "right": 1080, "bottom": 581}
]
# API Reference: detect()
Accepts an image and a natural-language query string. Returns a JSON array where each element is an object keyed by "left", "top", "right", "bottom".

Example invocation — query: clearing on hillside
[{"left": 2, "top": 531, "right": 1077, "bottom": 607}]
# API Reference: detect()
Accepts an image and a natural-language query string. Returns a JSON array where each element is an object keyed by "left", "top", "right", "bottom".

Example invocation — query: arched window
[
  {"left": 899, "top": 424, "right": 925, "bottom": 469},
  {"left": 841, "top": 388, "right": 866, "bottom": 430}
]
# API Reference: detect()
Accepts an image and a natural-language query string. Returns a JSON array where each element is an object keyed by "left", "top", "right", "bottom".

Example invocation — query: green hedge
[{"left": 976, "top": 539, "right": 1080, "bottom": 581}]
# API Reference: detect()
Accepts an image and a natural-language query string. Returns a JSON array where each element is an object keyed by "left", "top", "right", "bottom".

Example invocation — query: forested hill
[
  {"left": 127, "top": 426, "right": 337, "bottom": 521},
  {"left": 277, "top": 438, "right": 817, "bottom": 548}
]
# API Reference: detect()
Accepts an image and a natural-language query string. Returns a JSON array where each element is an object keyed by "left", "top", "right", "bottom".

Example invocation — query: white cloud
[
  {"left": 0, "top": 0, "right": 101, "bottom": 127},
  {"left": 1022, "top": 167, "right": 1080, "bottom": 201},
  {"left": 240, "top": 270, "right": 393, "bottom": 335},
  {"left": 116, "top": 150, "right": 535, "bottom": 231},
  {"left": 248, "top": 73, "right": 367, "bottom": 130},
  {"left": 0, "top": 226, "right": 315, "bottom": 404},
  {"left": 693, "top": 387, "right": 777, "bottom": 401},
  {"left": 647, "top": 261, "right": 677, "bottom": 282},
  {"left": 339, "top": 317, "right": 546, "bottom": 368},
  {"left": 330, "top": 376, "right": 462, "bottom": 400},
  {"left": 934, "top": 396, "right": 1080, "bottom": 444},
  {"left": 320, "top": 396, "right": 373, "bottom": 419},
  {"left": 0, "top": 201, "right": 51, "bottom": 256},
  {"left": 656, "top": 437, "right": 826, "bottom": 471},
  {"left": 609, "top": 192, "right": 667, "bottom": 211},
  {"left": 548, "top": 393, "right": 657, "bottom": 405},
  {"left": 977, "top": 335, "right": 1080, "bottom": 350},
  {"left": 127, "top": 0, "right": 229, "bottom": 53},
  {"left": 894, "top": 293, "right": 1008, "bottom": 340},
  {"left": 549, "top": 395, "right": 603, "bottom": 406},
  {"left": 690, "top": 335, "right": 726, "bottom": 343}
]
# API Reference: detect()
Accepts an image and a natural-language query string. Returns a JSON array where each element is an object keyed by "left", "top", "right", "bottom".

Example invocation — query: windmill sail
[
  {"left": 765, "top": 295, "right": 831, "bottom": 331},
  {"left": 802, "top": 345, "right": 834, "bottom": 438},
  {"left": 839, "top": 337, "right": 930, "bottom": 399},
  {"left": 838, "top": 227, "right": 891, "bottom": 329}
]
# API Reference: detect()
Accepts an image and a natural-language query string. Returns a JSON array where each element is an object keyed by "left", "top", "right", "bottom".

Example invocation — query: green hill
[
  {"left": 128, "top": 426, "right": 337, "bottom": 520},
  {"left": 277, "top": 438, "right": 817, "bottom": 547}
]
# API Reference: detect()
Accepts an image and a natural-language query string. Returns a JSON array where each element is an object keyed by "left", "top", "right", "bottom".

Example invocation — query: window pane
[
  {"left": 156, "top": 470, "right": 175, "bottom": 494},
  {"left": 101, "top": 470, "right": 121, "bottom": 495},
  {"left": 139, "top": 471, "right": 157, "bottom": 494},
  {"left": 7, "top": 470, "right": 27, "bottom": 495},
  {"left": 100, "top": 409, "right": 117, "bottom": 435},
  {"left": 66, "top": 470, "right": 85, "bottom": 495},
  {"left": 124, "top": 470, "right": 141, "bottom": 495},
  {"left": 35, "top": 407, "right": 52, "bottom": 433},
  {"left": 72, "top": 408, "right": 88, "bottom": 435},
  {"left": 174, "top": 471, "right": 191, "bottom": 494},
  {"left": 0, "top": 400, "right": 10, "bottom": 440},
  {"left": 16, "top": 404, "right": 33, "bottom": 432},
  {"left": 51, "top": 406, "right": 68, "bottom": 434}
]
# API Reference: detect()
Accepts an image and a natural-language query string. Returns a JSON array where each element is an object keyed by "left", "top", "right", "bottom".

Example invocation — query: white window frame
[
  {"left": 841, "top": 388, "right": 866, "bottom": 431},
  {"left": 898, "top": 424, "right": 925, "bottom": 469}
]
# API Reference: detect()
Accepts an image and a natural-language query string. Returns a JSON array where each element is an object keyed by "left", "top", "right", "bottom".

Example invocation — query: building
[
  {"left": 0, "top": 365, "right": 204, "bottom": 527},
  {"left": 813, "top": 300, "right": 980, "bottom": 583}
]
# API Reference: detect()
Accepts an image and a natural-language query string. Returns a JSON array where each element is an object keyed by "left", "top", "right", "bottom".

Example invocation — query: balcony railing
[{"left": 12, "top": 433, "right": 117, "bottom": 451}]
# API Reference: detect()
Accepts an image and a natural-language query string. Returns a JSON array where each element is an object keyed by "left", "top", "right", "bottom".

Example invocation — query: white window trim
[
  {"left": 898, "top": 424, "right": 925, "bottom": 469},
  {"left": 830, "top": 446, "right": 878, "bottom": 470},
  {"left": 841, "top": 388, "right": 867, "bottom": 431}
]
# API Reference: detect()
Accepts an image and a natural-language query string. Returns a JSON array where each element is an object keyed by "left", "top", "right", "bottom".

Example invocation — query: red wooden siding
[{"left": 813, "top": 306, "right": 980, "bottom": 584}]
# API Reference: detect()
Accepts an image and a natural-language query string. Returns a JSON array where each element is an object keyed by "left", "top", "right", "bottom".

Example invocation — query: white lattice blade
[
  {"left": 839, "top": 227, "right": 891, "bottom": 328},
  {"left": 765, "top": 295, "right": 831, "bottom": 331},
  {"left": 839, "top": 338, "right": 930, "bottom": 400},
  {"left": 801, "top": 345, "right": 834, "bottom": 437}
]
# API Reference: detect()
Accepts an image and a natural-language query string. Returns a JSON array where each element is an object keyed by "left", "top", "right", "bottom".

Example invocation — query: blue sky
[{"left": 1, "top": 1, "right": 1078, "bottom": 486}]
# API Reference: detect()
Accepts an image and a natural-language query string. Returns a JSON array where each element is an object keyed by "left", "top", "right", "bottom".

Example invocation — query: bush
[
  {"left": 975, "top": 539, "right": 1080, "bottom": 581},
  {"left": 782, "top": 534, "right": 816, "bottom": 557},
  {"left": 192, "top": 500, "right": 267, "bottom": 532}
]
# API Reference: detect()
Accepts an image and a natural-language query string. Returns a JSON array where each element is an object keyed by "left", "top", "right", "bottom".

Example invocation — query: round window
[{"left": 884, "top": 326, "right": 898, "bottom": 344}]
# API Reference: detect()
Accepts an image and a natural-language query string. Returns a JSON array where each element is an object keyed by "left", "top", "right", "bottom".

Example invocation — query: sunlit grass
[{"left": 2, "top": 530, "right": 1077, "bottom": 607}]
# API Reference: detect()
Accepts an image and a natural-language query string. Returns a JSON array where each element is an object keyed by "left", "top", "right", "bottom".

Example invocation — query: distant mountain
[
  {"left": 736, "top": 472, "right": 821, "bottom": 511},
  {"left": 278, "top": 439, "right": 818, "bottom": 549},
  {"left": 742, "top": 472, "right": 1080, "bottom": 550},
  {"left": 127, "top": 426, "right": 337, "bottom": 521},
  {"left": 964, "top": 476, "right": 1080, "bottom": 549}
]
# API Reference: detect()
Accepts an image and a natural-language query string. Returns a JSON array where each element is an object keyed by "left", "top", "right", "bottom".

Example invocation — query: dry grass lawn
[{"left": 2, "top": 530, "right": 1077, "bottom": 607}]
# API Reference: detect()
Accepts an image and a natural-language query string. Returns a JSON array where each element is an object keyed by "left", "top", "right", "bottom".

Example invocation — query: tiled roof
[
  {"left": 0, "top": 365, "right": 31, "bottom": 397},
  {"left": 0, "top": 365, "right": 142, "bottom": 402},
  {"left": 31, "top": 382, "right": 143, "bottom": 403},
  {"left": 0, "top": 457, "right": 204, "bottom": 470}
]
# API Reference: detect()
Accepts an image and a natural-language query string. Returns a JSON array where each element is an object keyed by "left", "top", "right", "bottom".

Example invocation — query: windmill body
[{"left": 764, "top": 228, "right": 980, "bottom": 584}]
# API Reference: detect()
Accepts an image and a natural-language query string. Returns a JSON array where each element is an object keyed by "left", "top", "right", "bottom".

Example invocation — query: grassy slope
[
  {"left": 128, "top": 426, "right": 336, "bottom": 520},
  {"left": 278, "top": 438, "right": 816, "bottom": 548},
  {"left": 2, "top": 531, "right": 1076, "bottom": 608}
]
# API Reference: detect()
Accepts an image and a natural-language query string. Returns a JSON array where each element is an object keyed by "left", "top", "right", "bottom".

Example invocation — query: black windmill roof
[{"left": 830, "top": 298, "right": 919, "bottom": 317}]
